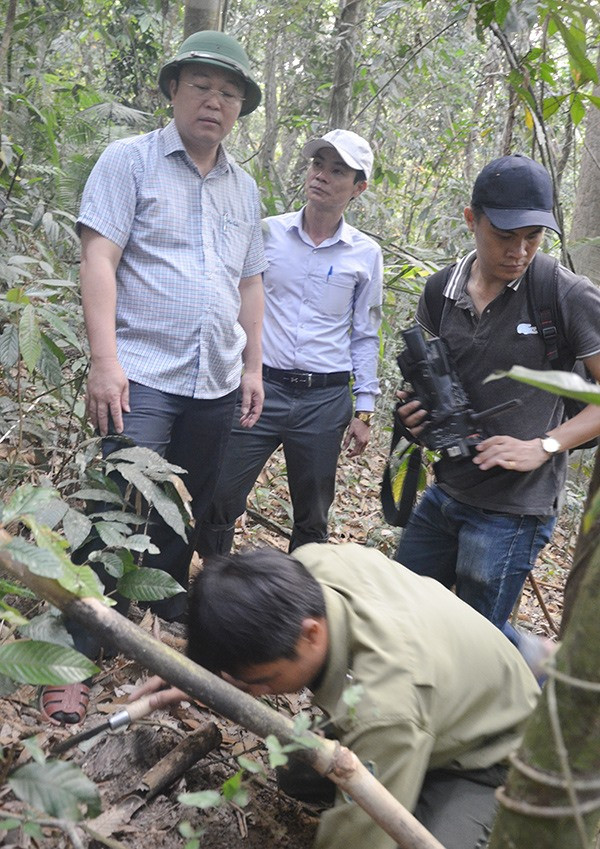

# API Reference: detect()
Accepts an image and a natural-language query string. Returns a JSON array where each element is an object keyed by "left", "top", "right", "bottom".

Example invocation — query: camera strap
[{"left": 380, "top": 404, "right": 423, "bottom": 527}]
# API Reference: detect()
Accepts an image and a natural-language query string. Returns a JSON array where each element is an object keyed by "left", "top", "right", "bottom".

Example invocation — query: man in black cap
[{"left": 395, "top": 153, "right": 600, "bottom": 650}]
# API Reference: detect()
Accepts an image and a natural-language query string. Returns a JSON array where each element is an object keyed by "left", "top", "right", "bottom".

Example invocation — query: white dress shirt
[{"left": 261, "top": 208, "right": 383, "bottom": 411}]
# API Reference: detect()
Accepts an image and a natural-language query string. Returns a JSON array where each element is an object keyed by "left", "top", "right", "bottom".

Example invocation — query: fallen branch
[
  {"left": 0, "top": 531, "right": 445, "bottom": 849},
  {"left": 138, "top": 720, "right": 222, "bottom": 800}
]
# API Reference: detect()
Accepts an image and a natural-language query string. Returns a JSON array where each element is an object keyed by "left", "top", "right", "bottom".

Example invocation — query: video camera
[{"left": 397, "top": 325, "right": 520, "bottom": 459}]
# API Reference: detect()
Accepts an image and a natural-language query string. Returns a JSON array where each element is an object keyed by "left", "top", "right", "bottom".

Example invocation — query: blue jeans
[{"left": 395, "top": 484, "right": 555, "bottom": 631}]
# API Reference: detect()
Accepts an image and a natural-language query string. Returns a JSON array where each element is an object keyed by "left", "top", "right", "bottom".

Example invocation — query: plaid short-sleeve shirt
[{"left": 77, "top": 121, "right": 267, "bottom": 398}]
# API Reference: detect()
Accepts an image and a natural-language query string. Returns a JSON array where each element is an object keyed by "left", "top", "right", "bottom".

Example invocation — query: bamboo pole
[{"left": 0, "top": 533, "right": 445, "bottom": 849}]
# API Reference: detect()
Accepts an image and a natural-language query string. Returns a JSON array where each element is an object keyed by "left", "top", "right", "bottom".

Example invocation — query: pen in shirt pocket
[{"left": 326, "top": 265, "right": 333, "bottom": 281}]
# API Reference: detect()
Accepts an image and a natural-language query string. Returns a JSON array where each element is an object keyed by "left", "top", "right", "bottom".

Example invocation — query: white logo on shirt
[{"left": 517, "top": 323, "right": 539, "bottom": 336}]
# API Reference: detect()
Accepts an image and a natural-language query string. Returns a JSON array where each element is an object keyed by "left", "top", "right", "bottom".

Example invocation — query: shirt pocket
[
  {"left": 310, "top": 271, "right": 356, "bottom": 317},
  {"left": 217, "top": 215, "right": 254, "bottom": 278}
]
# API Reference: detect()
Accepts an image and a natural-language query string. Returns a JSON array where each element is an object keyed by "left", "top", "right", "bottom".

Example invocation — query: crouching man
[{"left": 133, "top": 543, "right": 539, "bottom": 849}]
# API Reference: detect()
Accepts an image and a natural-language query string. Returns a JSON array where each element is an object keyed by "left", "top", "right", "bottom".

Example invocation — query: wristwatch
[
  {"left": 540, "top": 435, "right": 562, "bottom": 455},
  {"left": 354, "top": 411, "right": 373, "bottom": 426}
]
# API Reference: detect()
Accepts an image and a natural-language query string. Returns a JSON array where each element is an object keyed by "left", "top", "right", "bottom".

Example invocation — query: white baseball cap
[{"left": 302, "top": 129, "right": 373, "bottom": 180}]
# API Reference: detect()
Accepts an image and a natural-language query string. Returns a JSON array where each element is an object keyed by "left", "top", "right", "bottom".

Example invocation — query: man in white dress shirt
[{"left": 198, "top": 129, "right": 383, "bottom": 554}]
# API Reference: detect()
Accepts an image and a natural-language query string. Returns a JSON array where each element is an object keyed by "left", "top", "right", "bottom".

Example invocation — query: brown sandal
[{"left": 39, "top": 682, "right": 90, "bottom": 726}]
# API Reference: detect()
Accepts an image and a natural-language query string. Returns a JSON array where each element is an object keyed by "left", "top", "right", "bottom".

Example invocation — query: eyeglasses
[{"left": 182, "top": 82, "right": 244, "bottom": 107}]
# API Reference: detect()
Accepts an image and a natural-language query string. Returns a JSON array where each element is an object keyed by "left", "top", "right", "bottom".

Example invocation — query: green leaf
[
  {"left": 342, "top": 683, "right": 365, "bottom": 709},
  {"left": 121, "top": 534, "right": 159, "bottom": 554},
  {"left": 542, "top": 94, "right": 567, "bottom": 121},
  {"left": 37, "top": 338, "right": 63, "bottom": 388},
  {"left": 179, "top": 790, "right": 222, "bottom": 810},
  {"left": 0, "top": 641, "right": 98, "bottom": 685},
  {"left": 57, "top": 562, "right": 107, "bottom": 599},
  {"left": 18, "top": 303, "right": 42, "bottom": 372},
  {"left": 0, "top": 324, "right": 19, "bottom": 368},
  {"left": 22, "top": 735, "right": 46, "bottom": 765},
  {"left": 9, "top": 760, "right": 101, "bottom": 821},
  {"left": 117, "top": 567, "right": 184, "bottom": 601},
  {"left": 70, "top": 487, "right": 125, "bottom": 505},
  {"left": 222, "top": 769, "right": 248, "bottom": 807},
  {"left": 90, "top": 549, "right": 132, "bottom": 578},
  {"left": 493, "top": 0, "right": 510, "bottom": 26},
  {"left": 112, "top": 464, "right": 187, "bottom": 539},
  {"left": 36, "top": 306, "right": 82, "bottom": 351},
  {"left": 3, "top": 537, "right": 65, "bottom": 579},
  {"left": 484, "top": 366, "right": 600, "bottom": 405},
  {"left": 0, "top": 602, "right": 29, "bottom": 626},
  {"left": 237, "top": 756, "right": 266, "bottom": 777},
  {"left": 0, "top": 819, "right": 22, "bottom": 830},
  {"left": 0, "top": 579, "right": 36, "bottom": 599},
  {"left": 570, "top": 93, "right": 585, "bottom": 126},
  {"left": 2, "top": 484, "right": 58, "bottom": 524},
  {"left": 62, "top": 507, "right": 93, "bottom": 550},
  {"left": 95, "top": 522, "right": 131, "bottom": 548},
  {"left": 265, "top": 735, "right": 289, "bottom": 768},
  {"left": 109, "top": 446, "right": 186, "bottom": 477},
  {"left": 19, "top": 610, "right": 74, "bottom": 648}
]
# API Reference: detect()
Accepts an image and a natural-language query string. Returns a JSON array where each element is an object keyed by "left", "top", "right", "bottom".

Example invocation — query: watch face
[{"left": 542, "top": 437, "right": 561, "bottom": 454}]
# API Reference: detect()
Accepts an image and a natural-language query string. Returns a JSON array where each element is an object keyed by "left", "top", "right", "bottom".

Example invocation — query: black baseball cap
[{"left": 471, "top": 154, "right": 561, "bottom": 234}]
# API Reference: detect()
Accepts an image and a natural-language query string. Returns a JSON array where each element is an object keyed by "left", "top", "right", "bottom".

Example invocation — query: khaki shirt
[{"left": 294, "top": 543, "right": 539, "bottom": 849}]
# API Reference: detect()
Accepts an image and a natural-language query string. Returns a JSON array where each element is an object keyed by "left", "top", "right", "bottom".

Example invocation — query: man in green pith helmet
[{"left": 40, "top": 32, "right": 267, "bottom": 726}]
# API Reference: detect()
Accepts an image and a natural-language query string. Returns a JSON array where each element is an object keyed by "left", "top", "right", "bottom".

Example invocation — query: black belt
[{"left": 262, "top": 365, "right": 350, "bottom": 389}]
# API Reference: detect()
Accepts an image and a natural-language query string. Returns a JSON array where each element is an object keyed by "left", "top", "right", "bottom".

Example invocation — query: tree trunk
[
  {"left": 488, "top": 541, "right": 600, "bottom": 848},
  {"left": 258, "top": 32, "right": 279, "bottom": 176},
  {"left": 560, "top": 48, "right": 600, "bottom": 633},
  {"left": 328, "top": 0, "right": 363, "bottom": 129},
  {"left": 0, "top": 0, "right": 18, "bottom": 80},
  {"left": 568, "top": 49, "right": 600, "bottom": 284},
  {"left": 183, "top": 0, "right": 224, "bottom": 38}
]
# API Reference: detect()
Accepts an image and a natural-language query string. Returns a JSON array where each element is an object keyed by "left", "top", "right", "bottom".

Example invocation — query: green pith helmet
[{"left": 158, "top": 30, "right": 261, "bottom": 116}]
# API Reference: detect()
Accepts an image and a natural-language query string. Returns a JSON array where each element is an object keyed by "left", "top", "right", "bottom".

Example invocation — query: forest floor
[{"left": 0, "top": 425, "right": 586, "bottom": 849}]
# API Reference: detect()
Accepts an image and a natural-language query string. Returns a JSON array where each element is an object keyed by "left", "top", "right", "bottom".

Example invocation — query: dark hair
[
  {"left": 469, "top": 203, "right": 484, "bottom": 220},
  {"left": 354, "top": 169, "right": 366, "bottom": 184},
  {"left": 186, "top": 547, "right": 326, "bottom": 675}
]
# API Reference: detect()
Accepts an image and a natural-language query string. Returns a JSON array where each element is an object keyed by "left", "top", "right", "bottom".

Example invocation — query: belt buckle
[{"left": 289, "top": 372, "right": 311, "bottom": 387}]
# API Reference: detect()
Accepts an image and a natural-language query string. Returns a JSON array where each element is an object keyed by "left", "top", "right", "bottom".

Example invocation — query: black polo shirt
[{"left": 416, "top": 251, "right": 600, "bottom": 515}]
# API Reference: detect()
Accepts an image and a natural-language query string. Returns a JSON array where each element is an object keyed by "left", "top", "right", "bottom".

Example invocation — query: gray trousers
[
  {"left": 278, "top": 758, "right": 505, "bottom": 849},
  {"left": 197, "top": 378, "right": 353, "bottom": 555}
]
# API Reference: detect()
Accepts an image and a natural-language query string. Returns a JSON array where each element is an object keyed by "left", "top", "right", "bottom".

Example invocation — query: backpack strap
[
  {"left": 422, "top": 264, "right": 455, "bottom": 335},
  {"left": 525, "top": 253, "right": 567, "bottom": 366}
]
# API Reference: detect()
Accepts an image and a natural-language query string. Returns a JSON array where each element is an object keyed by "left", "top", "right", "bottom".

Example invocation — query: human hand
[
  {"left": 239, "top": 371, "right": 264, "bottom": 428},
  {"left": 343, "top": 417, "right": 370, "bottom": 457},
  {"left": 128, "top": 675, "right": 187, "bottom": 710},
  {"left": 395, "top": 389, "right": 428, "bottom": 438},
  {"left": 473, "top": 435, "right": 548, "bottom": 472},
  {"left": 86, "top": 357, "right": 130, "bottom": 436}
]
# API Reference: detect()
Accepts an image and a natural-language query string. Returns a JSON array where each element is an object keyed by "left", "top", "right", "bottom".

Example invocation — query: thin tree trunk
[
  {"left": 183, "top": 0, "right": 224, "bottom": 38},
  {"left": 0, "top": 0, "right": 18, "bottom": 80},
  {"left": 328, "top": 0, "right": 363, "bottom": 129},
  {"left": 258, "top": 32, "right": 279, "bottom": 175},
  {"left": 489, "top": 541, "right": 600, "bottom": 847},
  {"left": 568, "top": 49, "right": 600, "bottom": 284}
]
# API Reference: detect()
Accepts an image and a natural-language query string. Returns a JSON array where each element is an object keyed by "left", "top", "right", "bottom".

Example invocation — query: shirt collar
[
  {"left": 287, "top": 206, "right": 353, "bottom": 248},
  {"left": 443, "top": 249, "right": 525, "bottom": 301},
  {"left": 311, "top": 586, "right": 352, "bottom": 714},
  {"left": 162, "top": 120, "right": 232, "bottom": 175}
]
